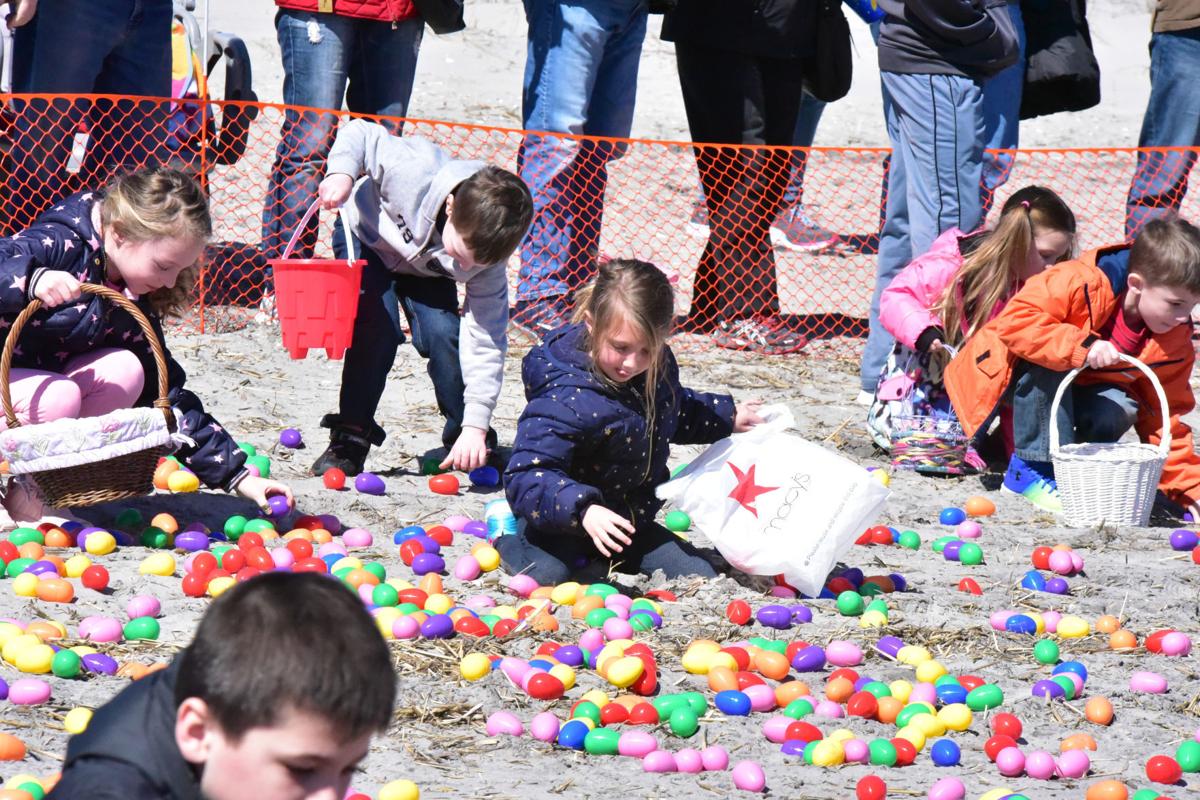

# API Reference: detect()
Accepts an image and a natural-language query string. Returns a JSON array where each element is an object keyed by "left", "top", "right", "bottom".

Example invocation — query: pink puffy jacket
[{"left": 878, "top": 227, "right": 970, "bottom": 349}]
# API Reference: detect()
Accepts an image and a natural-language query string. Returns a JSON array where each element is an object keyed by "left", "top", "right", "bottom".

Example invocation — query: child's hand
[
  {"left": 1085, "top": 340, "right": 1121, "bottom": 369},
  {"left": 6, "top": 0, "right": 36, "bottom": 29},
  {"left": 734, "top": 400, "right": 765, "bottom": 433},
  {"left": 235, "top": 475, "right": 294, "bottom": 513},
  {"left": 581, "top": 504, "right": 634, "bottom": 557},
  {"left": 317, "top": 173, "right": 354, "bottom": 209},
  {"left": 440, "top": 425, "right": 489, "bottom": 472},
  {"left": 33, "top": 270, "right": 81, "bottom": 307}
]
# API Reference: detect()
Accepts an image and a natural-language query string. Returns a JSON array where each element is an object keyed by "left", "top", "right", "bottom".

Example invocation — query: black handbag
[
  {"left": 412, "top": 0, "right": 466, "bottom": 35},
  {"left": 802, "top": 0, "right": 852, "bottom": 103},
  {"left": 1019, "top": 0, "right": 1100, "bottom": 120}
]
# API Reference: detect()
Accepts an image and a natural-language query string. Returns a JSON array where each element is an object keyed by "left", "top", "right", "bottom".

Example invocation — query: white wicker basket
[{"left": 1050, "top": 353, "right": 1169, "bottom": 527}]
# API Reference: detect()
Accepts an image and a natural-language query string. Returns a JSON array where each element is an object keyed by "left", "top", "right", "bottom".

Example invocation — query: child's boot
[
  {"left": 1002, "top": 455, "right": 1062, "bottom": 514},
  {"left": 310, "top": 415, "right": 381, "bottom": 477}
]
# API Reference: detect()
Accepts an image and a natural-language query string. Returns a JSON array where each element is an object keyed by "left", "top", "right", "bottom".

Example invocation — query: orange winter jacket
[{"left": 944, "top": 245, "right": 1200, "bottom": 506}]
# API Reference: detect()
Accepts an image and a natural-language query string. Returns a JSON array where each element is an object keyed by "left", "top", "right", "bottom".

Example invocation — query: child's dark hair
[
  {"left": 174, "top": 572, "right": 395, "bottom": 741},
  {"left": 937, "top": 185, "right": 1076, "bottom": 347},
  {"left": 1130, "top": 217, "right": 1200, "bottom": 294},
  {"left": 450, "top": 166, "right": 533, "bottom": 265},
  {"left": 101, "top": 167, "right": 212, "bottom": 318}
]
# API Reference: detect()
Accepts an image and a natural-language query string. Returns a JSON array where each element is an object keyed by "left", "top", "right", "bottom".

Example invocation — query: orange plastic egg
[
  {"left": 311, "top": 528, "right": 333, "bottom": 544},
  {"left": 0, "top": 791, "right": 35, "bottom": 800},
  {"left": 1084, "top": 780, "right": 1128, "bottom": 800},
  {"left": 150, "top": 513, "right": 179, "bottom": 534},
  {"left": 1095, "top": 615, "right": 1121, "bottom": 634},
  {"left": 707, "top": 666, "right": 739, "bottom": 693},
  {"left": 530, "top": 611, "right": 559, "bottom": 632},
  {"left": 1061, "top": 733, "right": 1098, "bottom": 752},
  {"left": 34, "top": 578, "right": 74, "bottom": 604},
  {"left": 876, "top": 696, "right": 903, "bottom": 725},
  {"left": 153, "top": 458, "right": 179, "bottom": 490},
  {"left": 824, "top": 676, "right": 855, "bottom": 703},
  {"left": 0, "top": 732, "right": 27, "bottom": 761},
  {"left": 17, "top": 542, "right": 44, "bottom": 561},
  {"left": 1084, "top": 697, "right": 1114, "bottom": 725},
  {"left": 1109, "top": 629, "right": 1138, "bottom": 650},
  {"left": 25, "top": 621, "right": 64, "bottom": 641},
  {"left": 418, "top": 573, "right": 444, "bottom": 597},
  {"left": 775, "top": 680, "right": 810, "bottom": 706},
  {"left": 571, "top": 595, "right": 605, "bottom": 619},
  {"left": 43, "top": 529, "right": 73, "bottom": 548},
  {"left": 755, "top": 650, "right": 790, "bottom": 681},
  {"left": 42, "top": 555, "right": 66, "bottom": 575},
  {"left": 344, "top": 569, "right": 379, "bottom": 589},
  {"left": 284, "top": 529, "right": 315, "bottom": 542},
  {"left": 964, "top": 496, "right": 996, "bottom": 517}
]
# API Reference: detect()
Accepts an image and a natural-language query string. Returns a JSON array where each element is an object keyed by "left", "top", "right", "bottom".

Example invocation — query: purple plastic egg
[
  {"left": 943, "top": 540, "right": 963, "bottom": 561},
  {"left": 420, "top": 614, "right": 454, "bottom": 639},
  {"left": 876, "top": 636, "right": 904, "bottom": 658},
  {"left": 0, "top": 678, "right": 6, "bottom": 701},
  {"left": 462, "top": 520, "right": 489, "bottom": 538},
  {"left": 756, "top": 604, "right": 792, "bottom": 629},
  {"left": 318, "top": 514, "right": 341, "bottom": 534},
  {"left": 1170, "top": 528, "right": 1199, "bottom": 550},
  {"left": 411, "top": 552, "right": 446, "bottom": 576},
  {"left": 266, "top": 494, "right": 292, "bottom": 518},
  {"left": 1032, "top": 679, "right": 1065, "bottom": 699},
  {"left": 790, "top": 605, "right": 813, "bottom": 624},
  {"left": 790, "top": 645, "right": 826, "bottom": 672},
  {"left": 1044, "top": 577, "right": 1070, "bottom": 595},
  {"left": 780, "top": 739, "right": 807, "bottom": 756},
  {"left": 174, "top": 530, "right": 210, "bottom": 552},
  {"left": 279, "top": 428, "right": 303, "bottom": 448},
  {"left": 354, "top": 472, "right": 386, "bottom": 495},
  {"left": 554, "top": 645, "right": 584, "bottom": 667},
  {"left": 25, "top": 560, "right": 58, "bottom": 576},
  {"left": 81, "top": 652, "right": 119, "bottom": 675}
]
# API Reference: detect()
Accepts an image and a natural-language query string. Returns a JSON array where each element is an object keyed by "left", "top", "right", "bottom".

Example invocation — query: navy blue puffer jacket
[{"left": 505, "top": 324, "right": 735, "bottom": 536}]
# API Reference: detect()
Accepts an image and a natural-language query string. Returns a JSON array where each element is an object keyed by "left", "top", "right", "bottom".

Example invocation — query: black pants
[{"left": 675, "top": 41, "right": 805, "bottom": 327}]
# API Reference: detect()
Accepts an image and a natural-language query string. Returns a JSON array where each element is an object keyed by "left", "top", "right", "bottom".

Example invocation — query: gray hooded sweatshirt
[{"left": 326, "top": 120, "right": 507, "bottom": 432}]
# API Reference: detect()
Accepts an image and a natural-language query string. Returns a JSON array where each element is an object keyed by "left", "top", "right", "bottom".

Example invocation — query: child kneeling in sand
[
  {"left": 499, "top": 259, "right": 764, "bottom": 584},
  {"left": 47, "top": 573, "right": 395, "bottom": 800},
  {"left": 946, "top": 217, "right": 1200, "bottom": 517}
]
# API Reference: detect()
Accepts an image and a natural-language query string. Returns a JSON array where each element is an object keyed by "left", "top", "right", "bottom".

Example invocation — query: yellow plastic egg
[
  {"left": 871, "top": 469, "right": 891, "bottom": 487},
  {"left": 84, "top": 531, "right": 116, "bottom": 556},
  {"left": 634, "top": 598, "right": 663, "bottom": 615},
  {"left": 915, "top": 660, "right": 948, "bottom": 683},
  {"left": 207, "top": 576, "right": 237, "bottom": 597},
  {"left": 460, "top": 653, "right": 492, "bottom": 681},
  {"left": 375, "top": 617, "right": 395, "bottom": 640},
  {"left": 1057, "top": 615, "right": 1090, "bottom": 639},
  {"left": 330, "top": 556, "right": 363, "bottom": 572},
  {"left": 896, "top": 645, "right": 932, "bottom": 665},
  {"left": 894, "top": 725, "right": 926, "bottom": 750},
  {"left": 69, "top": 645, "right": 97, "bottom": 657},
  {"left": 63, "top": 555, "right": 91, "bottom": 578},
  {"left": 5, "top": 774, "right": 42, "bottom": 791},
  {"left": 911, "top": 713, "right": 947, "bottom": 737},
  {"left": 937, "top": 703, "right": 973, "bottom": 731},
  {"left": 811, "top": 739, "right": 846, "bottom": 766},
  {"left": 979, "top": 790, "right": 1018, "bottom": 800},
  {"left": 386, "top": 578, "right": 413, "bottom": 591},
  {"left": 139, "top": 553, "right": 176, "bottom": 576},
  {"left": 888, "top": 680, "right": 913, "bottom": 703},
  {"left": 828, "top": 728, "right": 856, "bottom": 743},
  {"left": 549, "top": 581, "right": 580, "bottom": 606},
  {"left": 859, "top": 609, "right": 888, "bottom": 628},
  {"left": 15, "top": 643, "right": 54, "bottom": 674},
  {"left": 379, "top": 779, "right": 420, "bottom": 800},
  {"left": 706, "top": 651, "right": 739, "bottom": 672},
  {"left": 12, "top": 573, "right": 39, "bottom": 597},
  {"left": 2, "top": 633, "right": 39, "bottom": 665},
  {"left": 166, "top": 470, "right": 200, "bottom": 493},
  {"left": 0, "top": 623, "right": 23, "bottom": 647},
  {"left": 474, "top": 546, "right": 500, "bottom": 572},
  {"left": 579, "top": 689, "right": 610, "bottom": 708},
  {"left": 63, "top": 706, "right": 93, "bottom": 735},
  {"left": 491, "top": 605, "right": 518, "bottom": 621},
  {"left": 424, "top": 593, "right": 453, "bottom": 615},
  {"left": 682, "top": 640, "right": 721, "bottom": 674},
  {"left": 606, "top": 656, "right": 646, "bottom": 688},
  {"left": 549, "top": 663, "right": 576, "bottom": 690}
]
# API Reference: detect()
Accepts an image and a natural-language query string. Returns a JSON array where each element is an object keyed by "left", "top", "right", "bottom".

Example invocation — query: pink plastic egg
[
  {"left": 1069, "top": 552, "right": 1084, "bottom": 571},
  {"left": 1042, "top": 610, "right": 1062, "bottom": 633},
  {"left": 769, "top": 585, "right": 797, "bottom": 598},
  {"left": 825, "top": 640, "right": 864, "bottom": 667},
  {"left": 731, "top": 760, "right": 766, "bottom": 792},
  {"left": 909, "top": 683, "right": 937, "bottom": 705},
  {"left": 643, "top": 751, "right": 677, "bottom": 773},
  {"left": 602, "top": 618, "right": 634, "bottom": 641},
  {"left": 762, "top": 716, "right": 793, "bottom": 743},
  {"left": 996, "top": 746, "right": 1026, "bottom": 777},
  {"left": 745, "top": 684, "right": 777, "bottom": 713},
  {"left": 500, "top": 657, "right": 532, "bottom": 687},
  {"left": 843, "top": 739, "right": 869, "bottom": 763},
  {"left": 956, "top": 520, "right": 982, "bottom": 539},
  {"left": 927, "top": 777, "right": 965, "bottom": 800},
  {"left": 1130, "top": 671, "right": 1168, "bottom": 693},
  {"left": 676, "top": 748, "right": 704, "bottom": 773},
  {"left": 1055, "top": 748, "right": 1091, "bottom": 778},
  {"left": 359, "top": 585, "right": 376, "bottom": 604},
  {"left": 529, "top": 711, "right": 560, "bottom": 742},
  {"left": 391, "top": 616, "right": 419, "bottom": 639},
  {"left": 1161, "top": 631, "right": 1192, "bottom": 656},
  {"left": 485, "top": 711, "right": 524, "bottom": 737},
  {"left": 604, "top": 593, "right": 632, "bottom": 612},
  {"left": 701, "top": 746, "right": 729, "bottom": 771},
  {"left": 443, "top": 515, "right": 471, "bottom": 532},
  {"left": 8, "top": 678, "right": 51, "bottom": 705},
  {"left": 1048, "top": 550, "right": 1074, "bottom": 575},
  {"left": 617, "top": 730, "right": 658, "bottom": 757},
  {"left": 453, "top": 555, "right": 482, "bottom": 581},
  {"left": 78, "top": 616, "right": 122, "bottom": 643},
  {"left": 814, "top": 699, "right": 845, "bottom": 718},
  {"left": 125, "top": 595, "right": 161, "bottom": 619},
  {"left": 271, "top": 548, "right": 295, "bottom": 569},
  {"left": 579, "top": 629, "right": 605, "bottom": 653},
  {"left": 342, "top": 528, "right": 373, "bottom": 548},
  {"left": 507, "top": 574, "right": 538, "bottom": 598},
  {"left": 989, "top": 609, "right": 1016, "bottom": 631},
  {"left": 1025, "top": 750, "right": 1056, "bottom": 780},
  {"left": 318, "top": 542, "right": 348, "bottom": 558},
  {"left": 464, "top": 594, "right": 495, "bottom": 611}
]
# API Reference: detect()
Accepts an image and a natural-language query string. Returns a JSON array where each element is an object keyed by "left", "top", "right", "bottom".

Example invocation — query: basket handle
[
  {"left": 1048, "top": 352, "right": 1171, "bottom": 458},
  {"left": 281, "top": 199, "right": 358, "bottom": 265},
  {"left": 0, "top": 283, "right": 176, "bottom": 433}
]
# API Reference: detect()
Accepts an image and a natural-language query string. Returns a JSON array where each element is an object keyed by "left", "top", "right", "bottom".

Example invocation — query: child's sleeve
[
  {"left": 991, "top": 267, "right": 1093, "bottom": 371},
  {"left": 1133, "top": 350, "right": 1200, "bottom": 507},
  {"left": 665, "top": 351, "right": 735, "bottom": 445},
  {"left": 879, "top": 250, "right": 958, "bottom": 349},
  {"left": 326, "top": 118, "right": 418, "bottom": 191},
  {"left": 109, "top": 310, "right": 248, "bottom": 491},
  {"left": 0, "top": 222, "right": 84, "bottom": 313},
  {"left": 459, "top": 264, "right": 508, "bottom": 431},
  {"left": 504, "top": 397, "right": 603, "bottom": 534}
]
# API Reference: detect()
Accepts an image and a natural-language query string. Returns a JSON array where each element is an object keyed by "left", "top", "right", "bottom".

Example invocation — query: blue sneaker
[{"left": 1002, "top": 455, "right": 1062, "bottom": 514}]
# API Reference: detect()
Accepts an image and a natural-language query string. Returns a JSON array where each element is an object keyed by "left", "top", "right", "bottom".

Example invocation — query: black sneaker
[
  {"left": 711, "top": 316, "right": 808, "bottom": 356},
  {"left": 511, "top": 295, "right": 573, "bottom": 338},
  {"left": 310, "top": 428, "right": 372, "bottom": 477}
]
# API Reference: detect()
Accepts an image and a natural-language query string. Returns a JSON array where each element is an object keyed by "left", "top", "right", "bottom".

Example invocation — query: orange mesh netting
[{"left": 2, "top": 94, "right": 1199, "bottom": 355}]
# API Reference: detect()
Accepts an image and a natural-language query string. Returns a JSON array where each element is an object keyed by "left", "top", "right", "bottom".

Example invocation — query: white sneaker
[{"left": 855, "top": 390, "right": 875, "bottom": 407}]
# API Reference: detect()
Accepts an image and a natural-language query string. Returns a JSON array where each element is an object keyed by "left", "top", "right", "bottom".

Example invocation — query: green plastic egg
[
  {"left": 931, "top": 535, "right": 957, "bottom": 553},
  {"left": 958, "top": 542, "right": 984, "bottom": 565},
  {"left": 584, "top": 608, "right": 617, "bottom": 628},
  {"left": 223, "top": 515, "right": 248, "bottom": 539},
  {"left": 237, "top": 442, "right": 257, "bottom": 457},
  {"left": 868, "top": 738, "right": 897, "bottom": 766},
  {"left": 123, "top": 616, "right": 161, "bottom": 641},
  {"left": 372, "top": 584, "right": 399, "bottom": 607},
  {"left": 668, "top": 706, "right": 699, "bottom": 737},
  {"left": 115, "top": 508, "right": 144, "bottom": 530},
  {"left": 363, "top": 562, "right": 386, "bottom": 581},
  {"left": 583, "top": 583, "right": 617, "bottom": 598},
  {"left": 836, "top": 590, "right": 865, "bottom": 616},
  {"left": 246, "top": 454, "right": 271, "bottom": 478},
  {"left": 1033, "top": 639, "right": 1060, "bottom": 665},
  {"left": 51, "top": 648, "right": 82, "bottom": 678},
  {"left": 1177, "top": 739, "right": 1200, "bottom": 772},
  {"left": 572, "top": 701, "right": 601, "bottom": 724},
  {"left": 664, "top": 510, "right": 691, "bottom": 532},
  {"left": 140, "top": 526, "right": 171, "bottom": 549},
  {"left": 965, "top": 684, "right": 1004, "bottom": 711},
  {"left": 244, "top": 518, "right": 275, "bottom": 534},
  {"left": 897, "top": 530, "right": 921, "bottom": 549},
  {"left": 583, "top": 727, "right": 620, "bottom": 755},
  {"left": 783, "top": 698, "right": 814, "bottom": 719},
  {"left": 9, "top": 527, "right": 44, "bottom": 546}
]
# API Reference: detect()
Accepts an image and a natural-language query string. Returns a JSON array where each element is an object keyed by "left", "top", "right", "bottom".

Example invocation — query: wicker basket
[
  {"left": 0, "top": 284, "right": 177, "bottom": 508},
  {"left": 1050, "top": 353, "right": 1169, "bottom": 527}
]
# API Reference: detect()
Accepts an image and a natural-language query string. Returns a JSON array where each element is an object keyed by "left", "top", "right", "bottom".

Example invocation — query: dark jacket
[
  {"left": 877, "top": 0, "right": 1019, "bottom": 79},
  {"left": 661, "top": 0, "right": 818, "bottom": 59},
  {"left": 47, "top": 660, "right": 200, "bottom": 800},
  {"left": 0, "top": 193, "right": 247, "bottom": 489},
  {"left": 505, "top": 324, "right": 735, "bottom": 538}
]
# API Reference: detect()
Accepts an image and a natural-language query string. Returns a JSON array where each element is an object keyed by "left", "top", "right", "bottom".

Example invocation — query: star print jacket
[
  {"left": 0, "top": 193, "right": 248, "bottom": 490},
  {"left": 505, "top": 323, "right": 736, "bottom": 535}
]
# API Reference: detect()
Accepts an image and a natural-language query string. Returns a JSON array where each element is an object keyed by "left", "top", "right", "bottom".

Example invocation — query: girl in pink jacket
[{"left": 868, "top": 186, "right": 1077, "bottom": 463}]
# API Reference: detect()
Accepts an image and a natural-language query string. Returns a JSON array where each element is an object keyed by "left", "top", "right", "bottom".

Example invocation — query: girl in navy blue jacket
[
  {"left": 0, "top": 167, "right": 292, "bottom": 525},
  {"left": 501, "top": 259, "right": 763, "bottom": 585}
]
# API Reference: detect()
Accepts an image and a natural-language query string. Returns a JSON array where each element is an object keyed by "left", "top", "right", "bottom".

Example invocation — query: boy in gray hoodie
[{"left": 311, "top": 120, "right": 533, "bottom": 476}]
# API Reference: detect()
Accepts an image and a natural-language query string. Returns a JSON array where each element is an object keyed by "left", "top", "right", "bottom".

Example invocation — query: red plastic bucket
[{"left": 268, "top": 200, "right": 365, "bottom": 360}]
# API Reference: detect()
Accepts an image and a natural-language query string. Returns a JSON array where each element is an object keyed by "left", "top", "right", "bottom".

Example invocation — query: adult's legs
[
  {"left": 979, "top": 1, "right": 1026, "bottom": 217},
  {"left": 1125, "top": 29, "right": 1200, "bottom": 238}
]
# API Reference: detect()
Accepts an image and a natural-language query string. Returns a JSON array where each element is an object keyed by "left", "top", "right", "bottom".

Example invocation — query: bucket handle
[
  {"left": 281, "top": 198, "right": 358, "bottom": 265},
  {"left": 1048, "top": 352, "right": 1171, "bottom": 458}
]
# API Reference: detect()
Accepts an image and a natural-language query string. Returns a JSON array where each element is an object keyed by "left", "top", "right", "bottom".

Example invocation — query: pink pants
[{"left": 0, "top": 348, "right": 145, "bottom": 430}]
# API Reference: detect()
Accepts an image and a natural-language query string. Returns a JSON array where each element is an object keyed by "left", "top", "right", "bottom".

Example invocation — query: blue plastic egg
[
  {"left": 468, "top": 465, "right": 500, "bottom": 487},
  {"left": 393, "top": 525, "right": 424, "bottom": 544},
  {"left": 557, "top": 719, "right": 589, "bottom": 750},
  {"left": 930, "top": 738, "right": 961, "bottom": 766},
  {"left": 936, "top": 683, "right": 967, "bottom": 705},
  {"left": 939, "top": 507, "right": 967, "bottom": 526},
  {"left": 715, "top": 690, "right": 752, "bottom": 716},
  {"left": 1052, "top": 661, "right": 1088, "bottom": 682},
  {"left": 1005, "top": 614, "right": 1037, "bottom": 635},
  {"left": 1020, "top": 570, "right": 1047, "bottom": 591}
]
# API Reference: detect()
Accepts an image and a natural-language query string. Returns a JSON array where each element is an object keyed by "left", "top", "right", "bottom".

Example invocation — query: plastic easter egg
[
  {"left": 996, "top": 746, "right": 1026, "bottom": 777},
  {"left": 966, "top": 684, "right": 1004, "bottom": 711},
  {"left": 1170, "top": 528, "right": 1199, "bottom": 550},
  {"left": 467, "top": 465, "right": 500, "bottom": 487},
  {"left": 927, "top": 777, "right": 965, "bottom": 800},
  {"left": 485, "top": 711, "right": 523, "bottom": 737},
  {"left": 323, "top": 468, "right": 346, "bottom": 490},
  {"left": 83, "top": 531, "right": 116, "bottom": 556},
  {"left": 50, "top": 649, "right": 81, "bottom": 678},
  {"left": 34, "top": 578, "right": 73, "bottom": 604},
  {"left": 1060, "top": 733, "right": 1098, "bottom": 753},
  {"left": 123, "top": 616, "right": 160, "bottom": 641},
  {"left": 1057, "top": 747, "right": 1092, "bottom": 778},
  {"left": 126, "top": 595, "right": 161, "bottom": 620},
  {"left": 756, "top": 604, "right": 792, "bottom": 629},
  {"left": 278, "top": 428, "right": 302, "bottom": 448},
  {"left": 378, "top": 781, "right": 419, "bottom": 800},
  {"left": 939, "top": 507, "right": 966, "bottom": 525},
  {"left": 957, "top": 541, "right": 983, "bottom": 565},
  {"left": 1084, "top": 780, "right": 1129, "bottom": 800},
  {"left": 353, "top": 472, "right": 385, "bottom": 495},
  {"left": 8, "top": 678, "right": 50, "bottom": 705},
  {"left": 1130, "top": 671, "right": 1168, "bottom": 693},
  {"left": 474, "top": 546, "right": 500, "bottom": 572},
  {"left": 459, "top": 653, "right": 491, "bottom": 681},
  {"left": 726, "top": 599, "right": 752, "bottom": 625},
  {"left": 664, "top": 510, "right": 691, "bottom": 532},
  {"left": 63, "top": 706, "right": 93, "bottom": 735},
  {"left": 965, "top": 496, "right": 996, "bottom": 516},
  {"left": 643, "top": 750, "right": 677, "bottom": 773},
  {"left": 898, "top": 530, "right": 921, "bottom": 549},
  {"left": 825, "top": 640, "right": 863, "bottom": 667},
  {"left": 265, "top": 494, "right": 292, "bottom": 519},
  {"left": 1056, "top": 615, "right": 1089, "bottom": 638},
  {"left": 929, "top": 738, "right": 960, "bottom": 766},
  {"left": 528, "top": 712, "right": 560, "bottom": 743},
  {"left": 790, "top": 646, "right": 825, "bottom": 672},
  {"left": 1048, "top": 550, "right": 1074, "bottom": 574},
  {"left": 166, "top": 470, "right": 200, "bottom": 493},
  {"left": 956, "top": 520, "right": 982, "bottom": 539},
  {"left": 1025, "top": 750, "right": 1057, "bottom": 780},
  {"left": 867, "top": 739, "right": 897, "bottom": 766},
  {"left": 1161, "top": 631, "right": 1192, "bottom": 656},
  {"left": 81, "top": 652, "right": 119, "bottom": 675},
  {"left": 716, "top": 690, "right": 752, "bottom": 716},
  {"left": 411, "top": 553, "right": 445, "bottom": 576},
  {"left": 138, "top": 553, "right": 176, "bottom": 577},
  {"left": 428, "top": 474, "right": 459, "bottom": 495},
  {"left": 731, "top": 761, "right": 766, "bottom": 792},
  {"left": 1084, "top": 696, "right": 1113, "bottom": 725},
  {"left": 1146, "top": 754, "right": 1182, "bottom": 784}
]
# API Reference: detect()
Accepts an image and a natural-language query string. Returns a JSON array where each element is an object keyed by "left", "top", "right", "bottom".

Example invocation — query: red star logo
[{"left": 727, "top": 462, "right": 778, "bottom": 517}]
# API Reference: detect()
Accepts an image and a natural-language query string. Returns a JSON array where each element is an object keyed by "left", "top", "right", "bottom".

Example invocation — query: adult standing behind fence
[
  {"left": 857, "top": 0, "right": 1017, "bottom": 403},
  {"left": 510, "top": 0, "right": 650, "bottom": 338},
  {"left": 261, "top": 0, "right": 425, "bottom": 261},
  {"left": 663, "top": 0, "right": 815, "bottom": 356},
  {"left": 3, "top": 0, "right": 172, "bottom": 234},
  {"left": 1124, "top": 0, "right": 1200, "bottom": 239}
]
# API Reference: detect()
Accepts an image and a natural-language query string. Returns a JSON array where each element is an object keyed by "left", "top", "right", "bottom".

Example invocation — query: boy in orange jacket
[{"left": 945, "top": 217, "right": 1200, "bottom": 517}]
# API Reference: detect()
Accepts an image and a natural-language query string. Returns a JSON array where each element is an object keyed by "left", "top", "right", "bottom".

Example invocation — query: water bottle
[
  {"left": 843, "top": 0, "right": 885, "bottom": 23},
  {"left": 484, "top": 498, "right": 519, "bottom": 542}
]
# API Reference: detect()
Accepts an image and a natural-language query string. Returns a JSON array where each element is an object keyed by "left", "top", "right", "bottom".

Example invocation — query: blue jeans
[
  {"left": 860, "top": 71, "right": 985, "bottom": 392},
  {"left": 262, "top": 10, "right": 423, "bottom": 259},
  {"left": 780, "top": 92, "right": 828, "bottom": 208},
  {"left": 516, "top": 0, "right": 647, "bottom": 303},
  {"left": 6, "top": 0, "right": 171, "bottom": 231},
  {"left": 1125, "top": 29, "right": 1200, "bottom": 238},
  {"left": 332, "top": 229, "right": 475, "bottom": 450},
  {"left": 495, "top": 520, "right": 717, "bottom": 585},
  {"left": 980, "top": 2, "right": 1026, "bottom": 215},
  {"left": 1011, "top": 362, "right": 1139, "bottom": 462}
]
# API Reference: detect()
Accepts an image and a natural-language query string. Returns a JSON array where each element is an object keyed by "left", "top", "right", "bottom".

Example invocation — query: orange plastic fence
[{"left": 3, "top": 94, "right": 1200, "bottom": 356}]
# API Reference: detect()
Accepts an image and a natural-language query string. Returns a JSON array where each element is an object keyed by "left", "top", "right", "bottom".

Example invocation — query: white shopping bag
[{"left": 657, "top": 405, "right": 890, "bottom": 596}]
